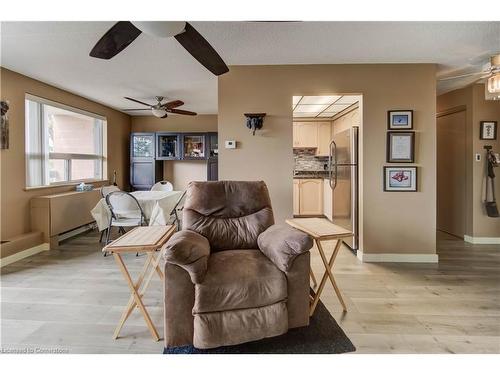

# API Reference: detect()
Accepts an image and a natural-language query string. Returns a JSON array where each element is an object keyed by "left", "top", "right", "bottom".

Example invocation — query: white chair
[
  {"left": 100, "top": 185, "right": 120, "bottom": 198},
  {"left": 98, "top": 185, "right": 121, "bottom": 243},
  {"left": 171, "top": 191, "right": 187, "bottom": 230},
  {"left": 151, "top": 180, "right": 174, "bottom": 192},
  {"left": 104, "top": 191, "right": 147, "bottom": 249}
]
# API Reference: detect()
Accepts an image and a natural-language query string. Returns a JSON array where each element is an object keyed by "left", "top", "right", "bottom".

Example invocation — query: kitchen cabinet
[
  {"left": 293, "top": 178, "right": 323, "bottom": 216},
  {"left": 293, "top": 122, "right": 318, "bottom": 148},
  {"left": 316, "top": 122, "right": 332, "bottom": 156},
  {"left": 293, "top": 179, "right": 300, "bottom": 215}
]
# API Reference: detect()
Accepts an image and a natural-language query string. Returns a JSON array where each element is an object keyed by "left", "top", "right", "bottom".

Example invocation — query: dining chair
[
  {"left": 100, "top": 185, "right": 120, "bottom": 197},
  {"left": 104, "top": 191, "right": 147, "bottom": 254},
  {"left": 151, "top": 180, "right": 174, "bottom": 192},
  {"left": 98, "top": 185, "right": 121, "bottom": 243},
  {"left": 170, "top": 190, "right": 187, "bottom": 230}
]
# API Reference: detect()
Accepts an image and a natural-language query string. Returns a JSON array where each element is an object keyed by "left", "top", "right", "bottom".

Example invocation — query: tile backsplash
[{"left": 294, "top": 148, "right": 329, "bottom": 172}]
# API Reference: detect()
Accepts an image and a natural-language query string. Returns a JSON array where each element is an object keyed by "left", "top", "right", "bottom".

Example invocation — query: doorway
[
  {"left": 291, "top": 95, "right": 362, "bottom": 251},
  {"left": 436, "top": 108, "right": 467, "bottom": 237}
]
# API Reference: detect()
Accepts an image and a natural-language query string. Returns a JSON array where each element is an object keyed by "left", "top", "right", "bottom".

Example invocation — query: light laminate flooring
[{"left": 1, "top": 230, "right": 499, "bottom": 354}]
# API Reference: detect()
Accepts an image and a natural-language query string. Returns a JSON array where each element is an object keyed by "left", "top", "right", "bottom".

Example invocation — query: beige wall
[
  {"left": 219, "top": 64, "right": 437, "bottom": 255},
  {"left": 437, "top": 84, "right": 500, "bottom": 239},
  {"left": 163, "top": 160, "right": 208, "bottom": 191},
  {"left": 132, "top": 114, "right": 217, "bottom": 189},
  {"left": 131, "top": 114, "right": 217, "bottom": 133},
  {"left": 0, "top": 68, "right": 131, "bottom": 242}
]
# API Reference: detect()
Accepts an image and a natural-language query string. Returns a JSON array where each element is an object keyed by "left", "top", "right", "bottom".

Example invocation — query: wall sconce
[{"left": 244, "top": 113, "right": 266, "bottom": 136}]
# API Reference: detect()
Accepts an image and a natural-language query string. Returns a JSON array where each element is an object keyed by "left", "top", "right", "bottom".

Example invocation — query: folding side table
[
  {"left": 286, "top": 218, "right": 352, "bottom": 316},
  {"left": 103, "top": 225, "right": 175, "bottom": 341}
]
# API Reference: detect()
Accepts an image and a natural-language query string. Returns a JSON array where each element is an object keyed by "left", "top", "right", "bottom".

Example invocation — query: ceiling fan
[
  {"left": 438, "top": 54, "right": 500, "bottom": 95},
  {"left": 90, "top": 21, "right": 229, "bottom": 76},
  {"left": 123, "top": 96, "right": 197, "bottom": 118}
]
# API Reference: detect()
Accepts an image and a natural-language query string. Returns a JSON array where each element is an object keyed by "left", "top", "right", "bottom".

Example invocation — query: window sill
[{"left": 24, "top": 179, "right": 109, "bottom": 192}]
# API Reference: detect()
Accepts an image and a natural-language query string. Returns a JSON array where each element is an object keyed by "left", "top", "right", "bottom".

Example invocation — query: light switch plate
[
  {"left": 475, "top": 153, "right": 481, "bottom": 161},
  {"left": 225, "top": 140, "right": 236, "bottom": 149}
]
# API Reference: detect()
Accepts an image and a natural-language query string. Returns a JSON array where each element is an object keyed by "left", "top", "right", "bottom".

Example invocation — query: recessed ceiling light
[
  {"left": 294, "top": 104, "right": 329, "bottom": 113},
  {"left": 293, "top": 112, "right": 315, "bottom": 118},
  {"left": 299, "top": 95, "right": 341, "bottom": 105}
]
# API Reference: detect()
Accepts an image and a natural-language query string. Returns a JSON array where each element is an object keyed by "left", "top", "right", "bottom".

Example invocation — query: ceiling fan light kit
[
  {"left": 130, "top": 21, "right": 186, "bottom": 38},
  {"left": 151, "top": 108, "right": 168, "bottom": 118},
  {"left": 123, "top": 96, "right": 197, "bottom": 118},
  {"left": 487, "top": 73, "right": 500, "bottom": 94}
]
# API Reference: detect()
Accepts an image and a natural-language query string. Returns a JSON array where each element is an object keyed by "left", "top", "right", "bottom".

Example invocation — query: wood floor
[{"left": 1, "top": 230, "right": 499, "bottom": 354}]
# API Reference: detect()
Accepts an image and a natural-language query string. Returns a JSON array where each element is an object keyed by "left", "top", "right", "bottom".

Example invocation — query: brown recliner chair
[{"left": 163, "top": 180, "right": 313, "bottom": 349}]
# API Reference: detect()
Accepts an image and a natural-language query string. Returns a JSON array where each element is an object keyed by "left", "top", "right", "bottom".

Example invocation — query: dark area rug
[{"left": 163, "top": 301, "right": 355, "bottom": 354}]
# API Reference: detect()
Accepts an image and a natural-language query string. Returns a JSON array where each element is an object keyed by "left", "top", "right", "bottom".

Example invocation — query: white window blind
[{"left": 25, "top": 95, "right": 107, "bottom": 188}]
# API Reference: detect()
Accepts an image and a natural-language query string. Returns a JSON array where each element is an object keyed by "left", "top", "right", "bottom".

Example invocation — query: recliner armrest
[
  {"left": 257, "top": 224, "right": 313, "bottom": 272},
  {"left": 163, "top": 230, "right": 211, "bottom": 284}
]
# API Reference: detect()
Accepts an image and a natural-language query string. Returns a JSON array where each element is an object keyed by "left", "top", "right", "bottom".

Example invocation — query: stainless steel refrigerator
[{"left": 328, "top": 127, "right": 359, "bottom": 251}]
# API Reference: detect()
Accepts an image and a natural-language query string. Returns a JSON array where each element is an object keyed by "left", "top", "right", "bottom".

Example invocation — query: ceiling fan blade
[
  {"left": 438, "top": 71, "right": 488, "bottom": 81},
  {"left": 122, "top": 108, "right": 151, "bottom": 111},
  {"left": 161, "top": 113, "right": 169, "bottom": 119},
  {"left": 162, "top": 100, "right": 184, "bottom": 108},
  {"left": 174, "top": 22, "right": 229, "bottom": 76},
  {"left": 90, "top": 21, "right": 142, "bottom": 59},
  {"left": 167, "top": 108, "right": 197, "bottom": 116},
  {"left": 124, "top": 97, "right": 153, "bottom": 107}
]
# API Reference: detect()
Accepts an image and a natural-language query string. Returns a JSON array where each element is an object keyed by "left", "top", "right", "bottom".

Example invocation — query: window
[{"left": 25, "top": 95, "right": 107, "bottom": 187}]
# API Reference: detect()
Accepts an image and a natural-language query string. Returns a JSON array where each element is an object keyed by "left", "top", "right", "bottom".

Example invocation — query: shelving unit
[{"left": 130, "top": 131, "right": 218, "bottom": 190}]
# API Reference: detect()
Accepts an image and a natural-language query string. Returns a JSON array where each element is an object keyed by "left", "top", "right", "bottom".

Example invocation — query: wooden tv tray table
[
  {"left": 103, "top": 225, "right": 175, "bottom": 341},
  {"left": 286, "top": 218, "right": 352, "bottom": 316}
]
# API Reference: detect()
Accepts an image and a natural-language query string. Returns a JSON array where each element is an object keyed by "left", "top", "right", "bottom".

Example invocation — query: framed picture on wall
[
  {"left": 387, "top": 131, "right": 415, "bottom": 163},
  {"left": 388, "top": 110, "right": 413, "bottom": 130},
  {"left": 383, "top": 166, "right": 418, "bottom": 192},
  {"left": 480, "top": 121, "right": 497, "bottom": 140}
]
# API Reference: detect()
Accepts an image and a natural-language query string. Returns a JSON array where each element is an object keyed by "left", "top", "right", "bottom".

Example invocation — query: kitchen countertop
[{"left": 293, "top": 172, "right": 329, "bottom": 179}]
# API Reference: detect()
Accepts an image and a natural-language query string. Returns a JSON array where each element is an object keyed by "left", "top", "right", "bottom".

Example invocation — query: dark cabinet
[
  {"left": 131, "top": 133, "right": 155, "bottom": 159},
  {"left": 130, "top": 131, "right": 218, "bottom": 189},
  {"left": 156, "top": 133, "right": 180, "bottom": 160},
  {"left": 181, "top": 134, "right": 206, "bottom": 160},
  {"left": 130, "top": 160, "right": 162, "bottom": 190},
  {"left": 130, "top": 132, "right": 162, "bottom": 190},
  {"left": 207, "top": 158, "right": 218, "bottom": 181},
  {"left": 206, "top": 132, "right": 218, "bottom": 181}
]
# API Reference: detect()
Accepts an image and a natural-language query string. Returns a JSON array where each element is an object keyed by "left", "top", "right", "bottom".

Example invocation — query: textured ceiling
[{"left": 1, "top": 21, "right": 499, "bottom": 114}]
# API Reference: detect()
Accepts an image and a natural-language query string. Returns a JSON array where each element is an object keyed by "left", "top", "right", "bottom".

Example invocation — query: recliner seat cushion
[{"left": 193, "top": 250, "right": 287, "bottom": 314}]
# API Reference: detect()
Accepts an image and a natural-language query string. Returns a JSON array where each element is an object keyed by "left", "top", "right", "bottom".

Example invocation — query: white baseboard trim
[
  {"left": 357, "top": 250, "right": 438, "bottom": 263},
  {"left": 0, "top": 243, "right": 50, "bottom": 268},
  {"left": 464, "top": 235, "right": 500, "bottom": 244},
  {"left": 58, "top": 223, "right": 94, "bottom": 242}
]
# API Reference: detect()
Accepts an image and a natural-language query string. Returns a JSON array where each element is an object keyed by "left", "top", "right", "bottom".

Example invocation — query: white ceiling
[{"left": 1, "top": 21, "right": 499, "bottom": 114}]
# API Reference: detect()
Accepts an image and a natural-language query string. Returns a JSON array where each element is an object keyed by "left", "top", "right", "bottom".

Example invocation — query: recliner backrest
[{"left": 183, "top": 181, "right": 275, "bottom": 251}]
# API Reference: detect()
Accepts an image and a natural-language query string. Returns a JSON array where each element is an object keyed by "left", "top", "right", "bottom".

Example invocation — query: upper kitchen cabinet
[
  {"left": 131, "top": 132, "right": 155, "bottom": 160},
  {"left": 182, "top": 133, "right": 206, "bottom": 160},
  {"left": 293, "top": 122, "right": 318, "bottom": 148},
  {"left": 156, "top": 133, "right": 180, "bottom": 160},
  {"left": 316, "top": 122, "right": 332, "bottom": 156}
]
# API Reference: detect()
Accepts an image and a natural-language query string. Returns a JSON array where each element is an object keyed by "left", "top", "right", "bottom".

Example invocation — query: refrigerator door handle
[
  {"left": 328, "top": 140, "right": 333, "bottom": 189},
  {"left": 329, "top": 140, "right": 338, "bottom": 190}
]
